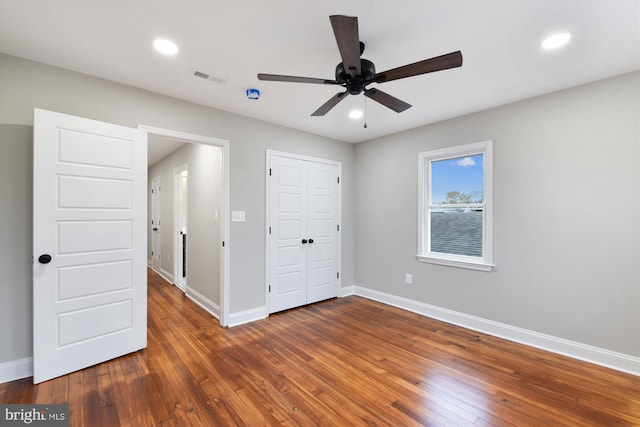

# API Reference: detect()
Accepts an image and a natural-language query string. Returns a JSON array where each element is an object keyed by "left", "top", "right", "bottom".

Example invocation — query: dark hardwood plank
[
  {"left": 1, "top": 268, "right": 638, "bottom": 426},
  {"left": 67, "top": 370, "right": 84, "bottom": 427}
]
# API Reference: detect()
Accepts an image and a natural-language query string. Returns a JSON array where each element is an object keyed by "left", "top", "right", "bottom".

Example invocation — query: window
[{"left": 417, "top": 140, "right": 494, "bottom": 271}]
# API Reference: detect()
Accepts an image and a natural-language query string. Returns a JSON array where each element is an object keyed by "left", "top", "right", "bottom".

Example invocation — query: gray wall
[
  {"left": 147, "top": 143, "right": 222, "bottom": 305},
  {"left": 0, "top": 53, "right": 355, "bottom": 364},
  {"left": 355, "top": 71, "right": 639, "bottom": 357},
  {"left": 0, "top": 124, "right": 33, "bottom": 363}
]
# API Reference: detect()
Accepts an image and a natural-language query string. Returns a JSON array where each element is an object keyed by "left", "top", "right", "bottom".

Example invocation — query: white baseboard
[
  {"left": 354, "top": 285, "right": 640, "bottom": 376},
  {"left": 0, "top": 357, "right": 32, "bottom": 384},
  {"left": 186, "top": 287, "right": 220, "bottom": 320},
  {"left": 228, "top": 306, "right": 267, "bottom": 327},
  {"left": 340, "top": 285, "right": 355, "bottom": 297},
  {"left": 149, "top": 266, "right": 172, "bottom": 285},
  {"left": 159, "top": 268, "right": 173, "bottom": 284},
  {"left": 227, "top": 285, "right": 356, "bottom": 327}
]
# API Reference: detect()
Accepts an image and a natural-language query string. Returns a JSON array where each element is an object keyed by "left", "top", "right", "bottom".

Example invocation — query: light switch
[{"left": 231, "top": 211, "right": 246, "bottom": 222}]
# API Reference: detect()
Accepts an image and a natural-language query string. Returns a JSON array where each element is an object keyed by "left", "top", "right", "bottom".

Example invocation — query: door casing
[
  {"left": 150, "top": 176, "right": 162, "bottom": 272},
  {"left": 173, "top": 164, "right": 188, "bottom": 291}
]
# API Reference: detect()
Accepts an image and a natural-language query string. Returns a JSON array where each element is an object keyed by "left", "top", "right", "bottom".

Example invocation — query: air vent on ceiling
[
  {"left": 193, "top": 70, "right": 210, "bottom": 79},
  {"left": 193, "top": 69, "right": 226, "bottom": 84}
]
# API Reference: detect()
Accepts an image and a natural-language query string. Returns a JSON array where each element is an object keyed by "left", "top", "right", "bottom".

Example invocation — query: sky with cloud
[{"left": 431, "top": 154, "right": 484, "bottom": 204}]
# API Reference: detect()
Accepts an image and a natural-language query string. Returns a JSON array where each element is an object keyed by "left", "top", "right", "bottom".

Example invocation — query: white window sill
[{"left": 416, "top": 254, "right": 495, "bottom": 272}]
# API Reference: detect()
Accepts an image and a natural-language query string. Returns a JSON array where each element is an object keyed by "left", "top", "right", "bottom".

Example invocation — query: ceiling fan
[{"left": 257, "top": 15, "right": 463, "bottom": 116}]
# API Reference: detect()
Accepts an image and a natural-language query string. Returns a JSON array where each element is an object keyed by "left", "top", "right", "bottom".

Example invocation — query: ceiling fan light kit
[{"left": 257, "top": 15, "right": 463, "bottom": 117}]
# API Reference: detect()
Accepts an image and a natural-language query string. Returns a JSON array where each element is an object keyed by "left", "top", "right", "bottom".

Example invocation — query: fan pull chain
[{"left": 364, "top": 96, "right": 368, "bottom": 129}]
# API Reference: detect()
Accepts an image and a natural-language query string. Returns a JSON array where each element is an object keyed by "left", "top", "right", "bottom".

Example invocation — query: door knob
[
  {"left": 153, "top": 228, "right": 158, "bottom": 231},
  {"left": 38, "top": 254, "right": 52, "bottom": 264},
  {"left": 301, "top": 239, "right": 308, "bottom": 244},
  {"left": 308, "top": 238, "right": 314, "bottom": 244}
]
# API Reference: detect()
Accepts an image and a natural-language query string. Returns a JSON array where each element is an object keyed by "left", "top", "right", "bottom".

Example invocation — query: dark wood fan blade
[
  {"left": 373, "top": 51, "right": 463, "bottom": 84},
  {"left": 364, "top": 88, "right": 412, "bottom": 113},
  {"left": 258, "top": 73, "right": 338, "bottom": 85},
  {"left": 329, "top": 15, "right": 361, "bottom": 76},
  {"left": 311, "top": 91, "right": 349, "bottom": 116}
]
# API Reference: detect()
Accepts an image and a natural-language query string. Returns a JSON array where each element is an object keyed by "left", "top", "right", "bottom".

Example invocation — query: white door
[
  {"left": 306, "top": 161, "right": 340, "bottom": 304},
  {"left": 269, "top": 155, "right": 308, "bottom": 312},
  {"left": 33, "top": 109, "right": 147, "bottom": 384},
  {"left": 268, "top": 153, "right": 340, "bottom": 313},
  {"left": 174, "top": 165, "right": 188, "bottom": 291},
  {"left": 150, "top": 177, "right": 161, "bottom": 271}
]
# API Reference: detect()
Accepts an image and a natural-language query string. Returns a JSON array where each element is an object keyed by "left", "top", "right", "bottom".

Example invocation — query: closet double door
[{"left": 268, "top": 152, "right": 341, "bottom": 314}]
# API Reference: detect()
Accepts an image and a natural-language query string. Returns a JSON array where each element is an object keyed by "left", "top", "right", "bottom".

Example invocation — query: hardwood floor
[{"left": 2, "top": 269, "right": 639, "bottom": 426}]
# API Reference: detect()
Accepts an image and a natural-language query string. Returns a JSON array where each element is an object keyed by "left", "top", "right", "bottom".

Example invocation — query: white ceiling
[{"left": 1, "top": 0, "right": 638, "bottom": 144}]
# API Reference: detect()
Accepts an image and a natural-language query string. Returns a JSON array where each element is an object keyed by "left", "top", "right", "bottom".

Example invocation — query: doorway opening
[{"left": 143, "top": 126, "right": 230, "bottom": 327}]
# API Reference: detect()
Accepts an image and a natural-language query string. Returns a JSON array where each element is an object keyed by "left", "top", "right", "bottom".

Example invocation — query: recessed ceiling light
[
  {"left": 541, "top": 32, "right": 571, "bottom": 50},
  {"left": 153, "top": 38, "right": 179, "bottom": 56},
  {"left": 349, "top": 110, "right": 363, "bottom": 119}
]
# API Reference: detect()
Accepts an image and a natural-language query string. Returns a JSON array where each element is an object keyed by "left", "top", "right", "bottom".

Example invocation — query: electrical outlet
[{"left": 405, "top": 273, "right": 413, "bottom": 284}]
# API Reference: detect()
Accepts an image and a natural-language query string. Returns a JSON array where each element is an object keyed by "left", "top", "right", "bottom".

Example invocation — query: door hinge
[
  {"left": 269, "top": 226, "right": 272, "bottom": 234},
  {"left": 268, "top": 285, "right": 271, "bottom": 292},
  {"left": 337, "top": 272, "right": 340, "bottom": 279},
  {"left": 269, "top": 168, "right": 272, "bottom": 176},
  {"left": 337, "top": 224, "right": 340, "bottom": 232},
  {"left": 222, "top": 241, "right": 225, "bottom": 247}
]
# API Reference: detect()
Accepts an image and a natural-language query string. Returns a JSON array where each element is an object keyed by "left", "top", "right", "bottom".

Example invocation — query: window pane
[
  {"left": 431, "top": 154, "right": 484, "bottom": 205},
  {"left": 430, "top": 208, "right": 483, "bottom": 257}
]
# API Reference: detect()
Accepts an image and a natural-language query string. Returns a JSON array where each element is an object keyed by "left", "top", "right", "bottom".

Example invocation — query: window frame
[{"left": 417, "top": 140, "right": 494, "bottom": 271}]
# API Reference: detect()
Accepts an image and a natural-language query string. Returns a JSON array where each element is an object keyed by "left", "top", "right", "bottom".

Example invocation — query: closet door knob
[
  {"left": 301, "top": 239, "right": 308, "bottom": 244},
  {"left": 308, "top": 238, "right": 314, "bottom": 244}
]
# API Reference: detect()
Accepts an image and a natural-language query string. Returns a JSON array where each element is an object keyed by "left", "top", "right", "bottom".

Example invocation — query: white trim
[
  {"left": 0, "top": 358, "right": 33, "bottom": 384},
  {"left": 150, "top": 175, "right": 162, "bottom": 272},
  {"left": 173, "top": 163, "right": 188, "bottom": 292},
  {"left": 416, "top": 254, "right": 495, "bottom": 271},
  {"left": 159, "top": 267, "right": 174, "bottom": 283},
  {"left": 354, "top": 285, "right": 640, "bottom": 376},
  {"left": 186, "top": 287, "right": 220, "bottom": 319},
  {"left": 418, "top": 140, "right": 494, "bottom": 270},
  {"left": 266, "top": 150, "right": 343, "bottom": 166},
  {"left": 265, "top": 150, "right": 342, "bottom": 315},
  {"left": 340, "top": 285, "right": 356, "bottom": 297},
  {"left": 228, "top": 307, "right": 268, "bottom": 327},
  {"left": 140, "top": 125, "right": 231, "bottom": 327}
]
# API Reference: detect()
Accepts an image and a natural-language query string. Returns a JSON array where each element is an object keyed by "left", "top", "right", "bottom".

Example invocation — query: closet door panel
[
  {"left": 306, "top": 161, "right": 339, "bottom": 304},
  {"left": 268, "top": 156, "right": 308, "bottom": 313}
]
